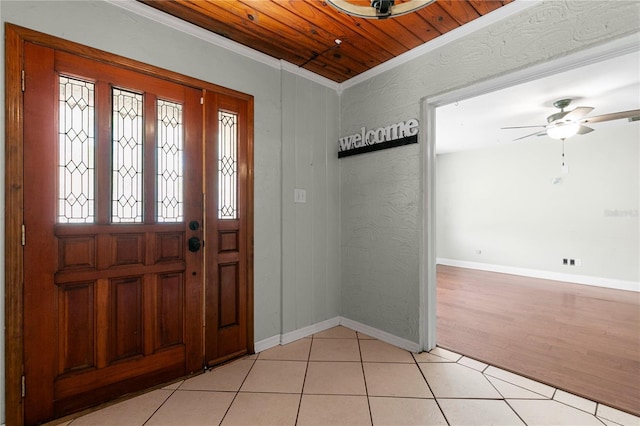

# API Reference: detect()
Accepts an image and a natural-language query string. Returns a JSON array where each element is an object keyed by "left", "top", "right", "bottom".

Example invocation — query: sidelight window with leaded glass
[{"left": 218, "top": 111, "right": 238, "bottom": 220}]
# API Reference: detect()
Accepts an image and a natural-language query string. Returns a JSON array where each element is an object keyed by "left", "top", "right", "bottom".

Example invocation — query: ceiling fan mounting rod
[{"left": 553, "top": 99, "right": 572, "bottom": 111}]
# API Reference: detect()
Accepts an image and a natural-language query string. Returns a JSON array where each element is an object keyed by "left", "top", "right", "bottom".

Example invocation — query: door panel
[
  {"left": 23, "top": 41, "right": 204, "bottom": 423},
  {"left": 57, "top": 282, "right": 95, "bottom": 373},
  {"left": 204, "top": 93, "right": 250, "bottom": 366}
]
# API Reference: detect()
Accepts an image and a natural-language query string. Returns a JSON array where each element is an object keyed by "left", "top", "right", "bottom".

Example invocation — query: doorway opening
[{"left": 422, "top": 35, "right": 639, "bottom": 415}]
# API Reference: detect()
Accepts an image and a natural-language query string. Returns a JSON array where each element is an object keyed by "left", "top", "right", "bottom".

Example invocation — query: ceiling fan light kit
[
  {"left": 502, "top": 98, "right": 640, "bottom": 142},
  {"left": 327, "top": 0, "right": 435, "bottom": 19},
  {"left": 546, "top": 121, "right": 580, "bottom": 140}
]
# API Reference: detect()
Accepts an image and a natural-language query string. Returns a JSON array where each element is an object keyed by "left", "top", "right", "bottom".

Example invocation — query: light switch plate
[{"left": 294, "top": 188, "right": 306, "bottom": 203}]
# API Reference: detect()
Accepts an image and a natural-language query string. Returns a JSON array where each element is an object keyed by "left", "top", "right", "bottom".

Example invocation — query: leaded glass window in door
[
  {"left": 57, "top": 78, "right": 185, "bottom": 225},
  {"left": 157, "top": 99, "right": 184, "bottom": 222},
  {"left": 218, "top": 110, "right": 238, "bottom": 220},
  {"left": 112, "top": 88, "right": 144, "bottom": 223},
  {"left": 58, "top": 76, "right": 95, "bottom": 223}
]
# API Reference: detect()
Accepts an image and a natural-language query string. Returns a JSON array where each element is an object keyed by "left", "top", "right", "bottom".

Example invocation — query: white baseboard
[
  {"left": 339, "top": 317, "right": 421, "bottom": 353},
  {"left": 254, "top": 317, "right": 342, "bottom": 353},
  {"left": 254, "top": 334, "right": 281, "bottom": 353},
  {"left": 253, "top": 316, "right": 420, "bottom": 354},
  {"left": 437, "top": 258, "right": 640, "bottom": 292},
  {"left": 281, "top": 317, "right": 341, "bottom": 344}
]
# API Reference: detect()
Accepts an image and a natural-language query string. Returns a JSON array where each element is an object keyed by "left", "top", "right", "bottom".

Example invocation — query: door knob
[{"left": 188, "top": 237, "right": 201, "bottom": 252}]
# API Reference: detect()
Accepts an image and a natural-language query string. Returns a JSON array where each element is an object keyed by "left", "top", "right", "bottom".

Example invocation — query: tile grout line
[
  {"left": 217, "top": 356, "right": 258, "bottom": 426},
  {"left": 294, "top": 333, "right": 314, "bottom": 425},
  {"left": 412, "top": 351, "right": 450, "bottom": 426},
  {"left": 501, "top": 392, "right": 610, "bottom": 424},
  {"left": 551, "top": 396, "right": 604, "bottom": 418},
  {"left": 140, "top": 383, "right": 180, "bottom": 425},
  {"left": 483, "top": 373, "right": 551, "bottom": 400},
  {"left": 456, "top": 356, "right": 544, "bottom": 426},
  {"left": 592, "top": 404, "right": 610, "bottom": 426},
  {"left": 503, "top": 399, "right": 531, "bottom": 426},
  {"left": 357, "top": 334, "right": 375, "bottom": 426},
  {"left": 482, "top": 364, "right": 511, "bottom": 402},
  {"left": 448, "top": 346, "right": 537, "bottom": 426}
]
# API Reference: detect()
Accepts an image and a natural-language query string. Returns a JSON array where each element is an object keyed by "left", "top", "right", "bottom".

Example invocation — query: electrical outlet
[{"left": 563, "top": 258, "right": 582, "bottom": 266}]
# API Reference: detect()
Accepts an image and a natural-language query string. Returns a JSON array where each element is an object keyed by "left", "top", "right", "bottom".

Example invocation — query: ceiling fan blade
[
  {"left": 501, "top": 125, "right": 546, "bottom": 129},
  {"left": 513, "top": 130, "right": 547, "bottom": 141},
  {"left": 563, "top": 106, "right": 594, "bottom": 121},
  {"left": 582, "top": 109, "right": 640, "bottom": 124},
  {"left": 577, "top": 125, "right": 594, "bottom": 135}
]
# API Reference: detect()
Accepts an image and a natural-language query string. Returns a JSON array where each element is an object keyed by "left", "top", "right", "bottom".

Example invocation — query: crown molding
[
  {"left": 105, "top": 0, "right": 281, "bottom": 69},
  {"left": 339, "top": 0, "right": 542, "bottom": 90},
  {"left": 280, "top": 61, "right": 341, "bottom": 91}
]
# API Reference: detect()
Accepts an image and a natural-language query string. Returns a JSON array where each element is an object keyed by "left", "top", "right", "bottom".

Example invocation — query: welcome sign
[{"left": 338, "top": 119, "right": 419, "bottom": 158}]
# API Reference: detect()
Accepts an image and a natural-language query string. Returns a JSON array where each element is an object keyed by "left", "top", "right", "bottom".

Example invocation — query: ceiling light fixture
[
  {"left": 546, "top": 121, "right": 580, "bottom": 140},
  {"left": 327, "top": 0, "right": 435, "bottom": 19}
]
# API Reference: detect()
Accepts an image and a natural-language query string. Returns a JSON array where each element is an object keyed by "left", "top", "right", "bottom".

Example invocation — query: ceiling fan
[{"left": 502, "top": 99, "right": 640, "bottom": 141}]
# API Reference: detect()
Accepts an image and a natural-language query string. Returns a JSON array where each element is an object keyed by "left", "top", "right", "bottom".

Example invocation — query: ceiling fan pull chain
[{"left": 561, "top": 139, "right": 569, "bottom": 174}]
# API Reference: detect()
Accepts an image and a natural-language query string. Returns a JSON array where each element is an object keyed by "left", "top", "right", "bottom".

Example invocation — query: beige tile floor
[{"left": 55, "top": 326, "right": 639, "bottom": 426}]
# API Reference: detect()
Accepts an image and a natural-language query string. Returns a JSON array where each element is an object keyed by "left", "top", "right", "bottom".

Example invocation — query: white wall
[
  {"left": 339, "top": 1, "right": 640, "bottom": 343},
  {"left": 0, "top": 1, "right": 341, "bottom": 423},
  {"left": 437, "top": 124, "right": 640, "bottom": 284}
]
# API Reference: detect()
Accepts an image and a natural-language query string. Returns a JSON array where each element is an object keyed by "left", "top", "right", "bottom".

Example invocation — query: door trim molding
[
  {"left": 4, "top": 23, "right": 254, "bottom": 425},
  {"left": 4, "top": 22, "right": 26, "bottom": 426}
]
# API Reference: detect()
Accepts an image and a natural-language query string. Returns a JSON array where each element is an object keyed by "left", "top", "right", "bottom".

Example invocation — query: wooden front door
[
  {"left": 203, "top": 93, "right": 252, "bottom": 367},
  {"left": 13, "top": 26, "right": 254, "bottom": 425}
]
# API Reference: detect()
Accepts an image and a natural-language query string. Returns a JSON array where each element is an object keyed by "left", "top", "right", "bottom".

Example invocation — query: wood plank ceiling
[{"left": 138, "top": 0, "right": 513, "bottom": 83}]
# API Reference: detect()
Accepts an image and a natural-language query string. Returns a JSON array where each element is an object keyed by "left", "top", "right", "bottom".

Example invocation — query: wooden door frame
[{"left": 4, "top": 23, "right": 254, "bottom": 425}]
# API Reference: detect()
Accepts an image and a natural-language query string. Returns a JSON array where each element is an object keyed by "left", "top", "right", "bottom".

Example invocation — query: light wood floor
[{"left": 436, "top": 265, "right": 640, "bottom": 416}]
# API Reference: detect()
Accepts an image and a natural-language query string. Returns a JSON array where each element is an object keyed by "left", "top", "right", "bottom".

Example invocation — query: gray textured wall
[
  {"left": 339, "top": 1, "right": 640, "bottom": 343},
  {"left": 281, "top": 71, "right": 342, "bottom": 333}
]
